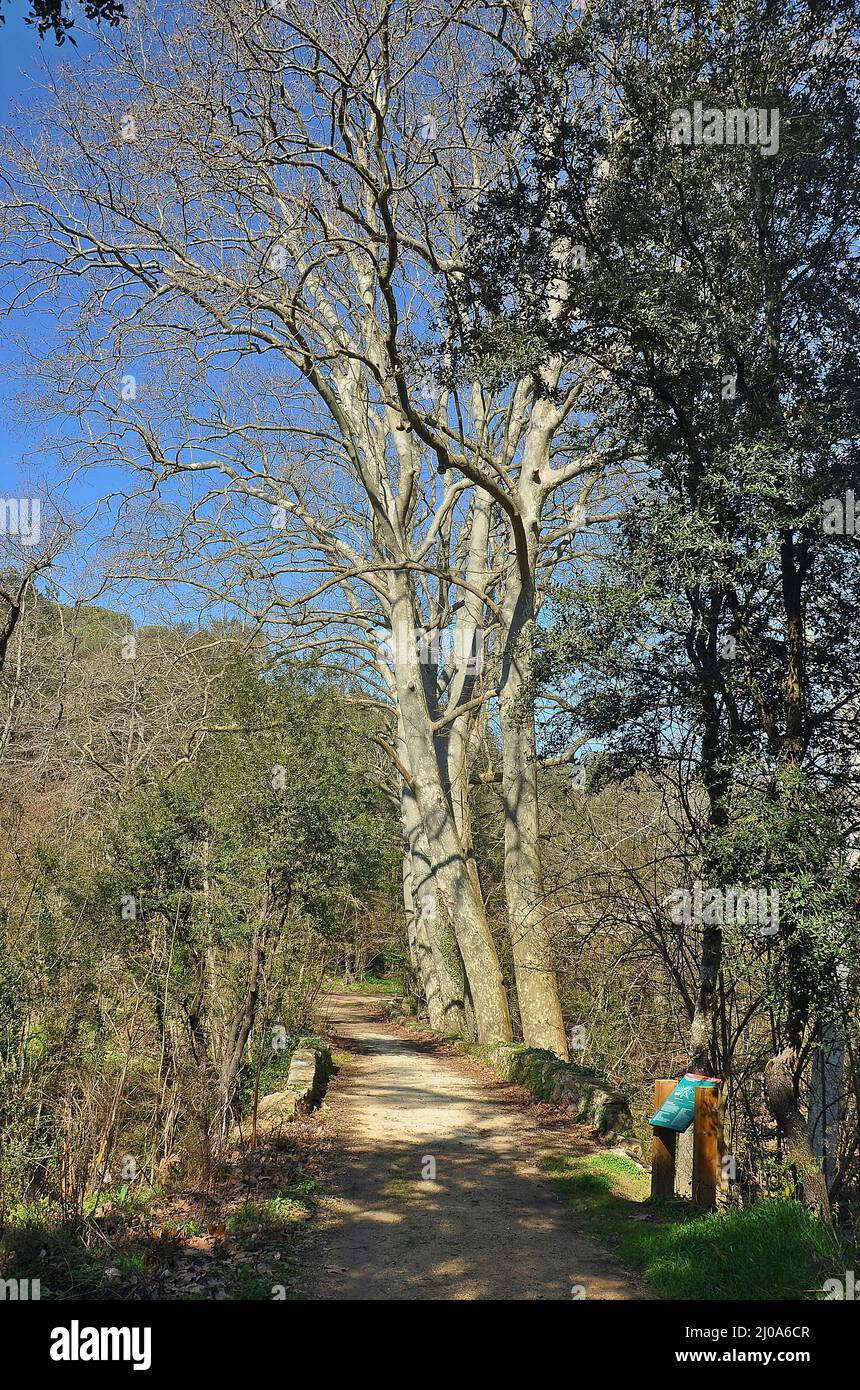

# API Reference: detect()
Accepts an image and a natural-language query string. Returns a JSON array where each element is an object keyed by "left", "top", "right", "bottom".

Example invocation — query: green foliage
[
  {"left": 336, "top": 974, "right": 404, "bottom": 996},
  {"left": 547, "top": 1154, "right": 843, "bottom": 1299},
  {"left": 0, "top": 641, "right": 399, "bottom": 1221},
  {"left": 706, "top": 768, "right": 859, "bottom": 1024},
  {"left": 455, "top": 0, "right": 860, "bottom": 1097},
  {"left": 457, "top": 0, "right": 860, "bottom": 792},
  {"left": 0, "top": 0, "right": 126, "bottom": 46},
  {"left": 225, "top": 1195, "right": 306, "bottom": 1236},
  {"left": 202, "top": 664, "right": 397, "bottom": 937}
]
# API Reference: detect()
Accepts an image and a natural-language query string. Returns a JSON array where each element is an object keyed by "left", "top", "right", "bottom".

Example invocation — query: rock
[
  {"left": 549, "top": 1074, "right": 567, "bottom": 1103},
  {"left": 286, "top": 1044, "right": 332, "bottom": 1110},
  {"left": 253, "top": 1089, "right": 300, "bottom": 1134},
  {"left": 467, "top": 1041, "right": 633, "bottom": 1142},
  {"left": 286, "top": 1048, "right": 318, "bottom": 1093},
  {"left": 231, "top": 1043, "right": 332, "bottom": 1143}
]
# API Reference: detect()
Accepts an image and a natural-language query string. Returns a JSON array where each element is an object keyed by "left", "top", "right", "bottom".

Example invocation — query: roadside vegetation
[
  {"left": 1, "top": 0, "right": 857, "bottom": 1299},
  {"left": 547, "top": 1154, "right": 849, "bottom": 1301}
]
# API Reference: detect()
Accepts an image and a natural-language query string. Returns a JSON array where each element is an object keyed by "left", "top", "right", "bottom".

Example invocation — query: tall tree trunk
[
  {"left": 807, "top": 1011, "right": 845, "bottom": 1196},
  {"left": 688, "top": 923, "right": 723, "bottom": 1074},
  {"left": 445, "top": 486, "right": 491, "bottom": 903},
  {"left": 216, "top": 877, "right": 276, "bottom": 1145},
  {"left": 391, "top": 576, "right": 511, "bottom": 1043},
  {"left": 401, "top": 780, "right": 467, "bottom": 1035},
  {"left": 498, "top": 558, "right": 568, "bottom": 1058},
  {"left": 687, "top": 670, "right": 731, "bottom": 1075},
  {"left": 402, "top": 850, "right": 422, "bottom": 976}
]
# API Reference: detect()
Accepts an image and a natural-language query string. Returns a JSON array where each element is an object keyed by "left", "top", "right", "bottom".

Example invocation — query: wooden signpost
[
  {"left": 692, "top": 1083, "right": 725, "bottom": 1208},
  {"left": 650, "top": 1077, "right": 726, "bottom": 1208},
  {"left": 650, "top": 1078, "right": 678, "bottom": 1198}
]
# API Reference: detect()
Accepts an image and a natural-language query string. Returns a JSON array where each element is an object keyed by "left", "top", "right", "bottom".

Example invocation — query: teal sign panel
[{"left": 650, "top": 1072, "right": 721, "bottom": 1132}]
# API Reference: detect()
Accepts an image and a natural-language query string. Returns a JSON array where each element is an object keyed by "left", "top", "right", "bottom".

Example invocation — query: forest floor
[
  {"left": 4, "top": 991, "right": 839, "bottom": 1300},
  {"left": 0, "top": 991, "right": 644, "bottom": 1301},
  {"left": 304, "top": 990, "right": 650, "bottom": 1300}
]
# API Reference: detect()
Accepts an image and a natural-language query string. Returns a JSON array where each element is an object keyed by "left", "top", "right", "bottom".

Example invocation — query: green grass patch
[
  {"left": 224, "top": 1252, "right": 301, "bottom": 1300},
  {"left": 546, "top": 1152, "right": 844, "bottom": 1300},
  {"left": 1, "top": 1167, "right": 322, "bottom": 1301},
  {"left": 0, "top": 1215, "right": 123, "bottom": 1299},
  {"left": 87, "top": 1182, "right": 155, "bottom": 1219},
  {"left": 161, "top": 1217, "right": 204, "bottom": 1238},
  {"left": 225, "top": 1194, "right": 309, "bottom": 1238},
  {"left": 286, "top": 1177, "right": 321, "bottom": 1198}
]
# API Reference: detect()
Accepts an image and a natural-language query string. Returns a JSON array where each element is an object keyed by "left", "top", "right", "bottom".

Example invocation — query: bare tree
[{"left": 0, "top": 0, "right": 616, "bottom": 1048}]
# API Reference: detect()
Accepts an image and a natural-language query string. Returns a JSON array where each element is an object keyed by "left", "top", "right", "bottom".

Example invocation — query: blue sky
[
  {"left": 0, "top": 2, "right": 99, "bottom": 502},
  {"left": 0, "top": 9, "right": 352, "bottom": 631},
  {"left": 0, "top": 7, "right": 148, "bottom": 616}
]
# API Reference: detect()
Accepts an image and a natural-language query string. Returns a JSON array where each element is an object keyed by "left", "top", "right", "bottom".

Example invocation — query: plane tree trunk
[
  {"left": 391, "top": 574, "right": 512, "bottom": 1043},
  {"left": 400, "top": 776, "right": 467, "bottom": 1035},
  {"left": 498, "top": 534, "right": 568, "bottom": 1058}
]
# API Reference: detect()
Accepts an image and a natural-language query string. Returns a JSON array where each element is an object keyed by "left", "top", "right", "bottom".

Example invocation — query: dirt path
[{"left": 309, "top": 992, "right": 649, "bottom": 1301}]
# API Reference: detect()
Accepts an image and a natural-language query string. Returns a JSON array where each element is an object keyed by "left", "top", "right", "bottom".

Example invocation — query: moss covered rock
[{"left": 468, "top": 1042, "right": 632, "bottom": 1139}]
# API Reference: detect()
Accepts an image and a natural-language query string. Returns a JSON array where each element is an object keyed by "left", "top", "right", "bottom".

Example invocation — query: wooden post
[
  {"left": 692, "top": 1085, "right": 725, "bottom": 1209},
  {"left": 650, "top": 1078, "right": 677, "bottom": 1199}
]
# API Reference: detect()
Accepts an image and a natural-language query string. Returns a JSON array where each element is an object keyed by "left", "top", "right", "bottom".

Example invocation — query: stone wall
[
  {"left": 468, "top": 1042, "right": 633, "bottom": 1141},
  {"left": 381, "top": 998, "right": 632, "bottom": 1141},
  {"left": 237, "top": 1043, "right": 333, "bottom": 1142}
]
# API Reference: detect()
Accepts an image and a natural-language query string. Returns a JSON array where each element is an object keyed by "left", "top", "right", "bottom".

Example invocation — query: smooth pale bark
[
  {"left": 401, "top": 850, "right": 428, "bottom": 1000},
  {"left": 391, "top": 575, "right": 512, "bottom": 1043},
  {"left": 403, "top": 853, "right": 420, "bottom": 975},
  {"left": 402, "top": 850, "right": 443, "bottom": 1028},
  {"left": 498, "top": 528, "right": 569, "bottom": 1058},
  {"left": 445, "top": 488, "right": 491, "bottom": 900},
  {"left": 807, "top": 1016, "right": 844, "bottom": 1194},
  {"left": 401, "top": 778, "right": 467, "bottom": 1035}
]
